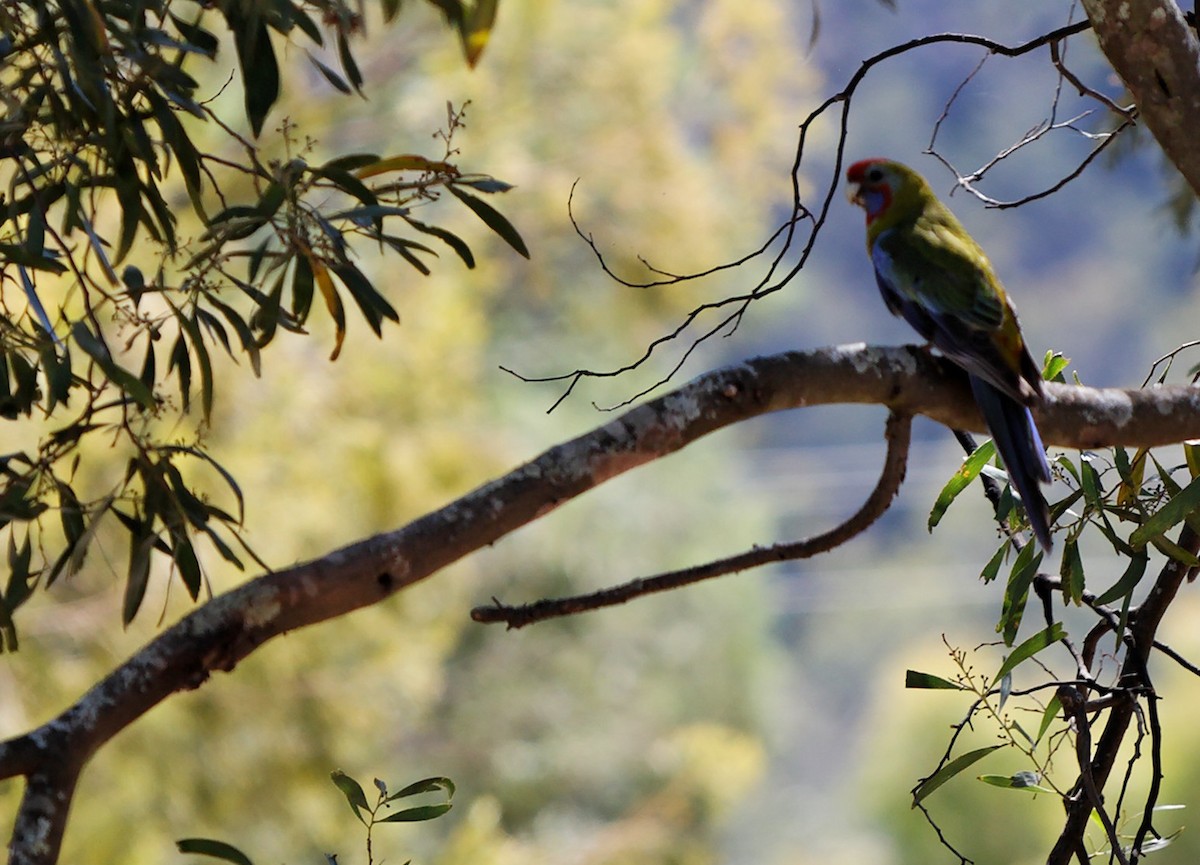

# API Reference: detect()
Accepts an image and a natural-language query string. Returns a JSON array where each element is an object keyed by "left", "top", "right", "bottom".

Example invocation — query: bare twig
[{"left": 471, "top": 412, "right": 911, "bottom": 627}]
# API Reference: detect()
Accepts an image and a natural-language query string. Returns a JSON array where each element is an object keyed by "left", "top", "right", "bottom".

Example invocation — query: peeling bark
[{"left": 1082, "top": 0, "right": 1200, "bottom": 196}]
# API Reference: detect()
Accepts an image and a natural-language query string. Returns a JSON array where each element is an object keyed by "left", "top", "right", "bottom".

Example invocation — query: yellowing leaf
[
  {"left": 462, "top": 0, "right": 497, "bottom": 67},
  {"left": 303, "top": 249, "right": 345, "bottom": 360},
  {"left": 354, "top": 155, "right": 457, "bottom": 180}
]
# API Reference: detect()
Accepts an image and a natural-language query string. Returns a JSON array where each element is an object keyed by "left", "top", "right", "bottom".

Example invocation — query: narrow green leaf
[
  {"left": 912, "top": 745, "right": 1003, "bottom": 806},
  {"left": 455, "top": 176, "right": 513, "bottom": 193},
  {"left": 1130, "top": 474, "right": 1200, "bottom": 549},
  {"left": 308, "top": 54, "right": 352, "bottom": 94},
  {"left": 322, "top": 153, "right": 382, "bottom": 173},
  {"left": 382, "top": 235, "right": 434, "bottom": 275},
  {"left": 1149, "top": 534, "right": 1200, "bottom": 567},
  {"left": 235, "top": 19, "right": 279, "bottom": 137},
  {"left": 5, "top": 531, "right": 35, "bottom": 612},
  {"left": 331, "top": 770, "right": 370, "bottom": 823},
  {"left": 993, "top": 622, "right": 1065, "bottom": 685},
  {"left": 929, "top": 441, "right": 994, "bottom": 531},
  {"left": 290, "top": 252, "right": 315, "bottom": 324},
  {"left": 331, "top": 262, "right": 399, "bottom": 336},
  {"left": 173, "top": 531, "right": 203, "bottom": 599},
  {"left": 378, "top": 803, "right": 453, "bottom": 823},
  {"left": 980, "top": 540, "right": 1007, "bottom": 584},
  {"left": 1079, "top": 453, "right": 1104, "bottom": 509},
  {"left": 1036, "top": 695, "right": 1062, "bottom": 746},
  {"left": 997, "top": 542, "right": 1043, "bottom": 646},
  {"left": 387, "top": 776, "right": 456, "bottom": 801},
  {"left": 447, "top": 184, "right": 529, "bottom": 258},
  {"left": 1055, "top": 453, "right": 1081, "bottom": 486},
  {"left": 169, "top": 334, "right": 192, "bottom": 413},
  {"left": 1060, "top": 537, "right": 1085, "bottom": 605},
  {"left": 1093, "top": 550, "right": 1149, "bottom": 606},
  {"left": 314, "top": 166, "right": 377, "bottom": 208},
  {"left": 173, "top": 305, "right": 215, "bottom": 420},
  {"left": 1041, "top": 350, "right": 1069, "bottom": 383},
  {"left": 905, "top": 670, "right": 965, "bottom": 690},
  {"left": 336, "top": 29, "right": 363, "bottom": 92},
  {"left": 71, "top": 323, "right": 156, "bottom": 410},
  {"left": 978, "top": 772, "right": 1054, "bottom": 794},
  {"left": 207, "top": 296, "right": 262, "bottom": 376},
  {"left": 123, "top": 528, "right": 156, "bottom": 625},
  {"left": 406, "top": 217, "right": 475, "bottom": 268},
  {"left": 176, "top": 838, "right": 255, "bottom": 865}
]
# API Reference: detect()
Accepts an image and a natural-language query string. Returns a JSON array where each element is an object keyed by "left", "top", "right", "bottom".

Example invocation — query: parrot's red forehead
[{"left": 846, "top": 158, "right": 888, "bottom": 182}]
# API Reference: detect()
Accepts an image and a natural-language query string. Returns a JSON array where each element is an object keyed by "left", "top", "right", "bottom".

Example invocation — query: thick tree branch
[
  {"left": 1082, "top": 0, "right": 1200, "bottom": 196},
  {"left": 3, "top": 343, "right": 1200, "bottom": 864}
]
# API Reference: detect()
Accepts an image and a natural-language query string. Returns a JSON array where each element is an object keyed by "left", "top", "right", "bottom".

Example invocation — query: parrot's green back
[
  {"left": 847, "top": 157, "right": 1052, "bottom": 550},
  {"left": 863, "top": 162, "right": 1040, "bottom": 405}
]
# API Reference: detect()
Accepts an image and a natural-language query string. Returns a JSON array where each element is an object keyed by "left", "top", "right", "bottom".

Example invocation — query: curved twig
[{"left": 471, "top": 411, "right": 912, "bottom": 628}]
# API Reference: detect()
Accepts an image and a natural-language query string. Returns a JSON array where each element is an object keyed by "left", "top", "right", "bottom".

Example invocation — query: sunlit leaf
[
  {"left": 929, "top": 441, "right": 994, "bottom": 531},
  {"left": 1130, "top": 474, "right": 1200, "bottom": 549},
  {"left": 1041, "top": 350, "right": 1069, "bottom": 383},
  {"left": 978, "top": 771, "right": 1054, "bottom": 794},
  {"left": 997, "top": 542, "right": 1042, "bottom": 646},
  {"left": 993, "top": 622, "right": 1064, "bottom": 685},
  {"left": 1036, "top": 695, "right": 1062, "bottom": 746}
]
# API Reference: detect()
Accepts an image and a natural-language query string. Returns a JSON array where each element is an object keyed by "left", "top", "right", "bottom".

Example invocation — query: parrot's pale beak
[{"left": 846, "top": 181, "right": 864, "bottom": 208}]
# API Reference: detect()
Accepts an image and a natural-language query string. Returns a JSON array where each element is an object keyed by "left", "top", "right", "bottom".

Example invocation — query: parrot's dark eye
[{"left": 867, "top": 168, "right": 883, "bottom": 182}]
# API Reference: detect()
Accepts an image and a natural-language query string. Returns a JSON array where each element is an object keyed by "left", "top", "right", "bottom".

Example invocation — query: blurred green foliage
[
  {"left": 1, "top": 0, "right": 809, "bottom": 862},
  {"left": 0, "top": 0, "right": 520, "bottom": 642}
]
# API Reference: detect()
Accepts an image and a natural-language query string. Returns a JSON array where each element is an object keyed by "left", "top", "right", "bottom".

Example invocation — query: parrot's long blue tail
[{"left": 969, "top": 375, "right": 1053, "bottom": 552}]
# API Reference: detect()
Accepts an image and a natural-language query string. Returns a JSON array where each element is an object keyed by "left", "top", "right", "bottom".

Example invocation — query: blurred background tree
[{"left": 1, "top": 0, "right": 806, "bottom": 862}]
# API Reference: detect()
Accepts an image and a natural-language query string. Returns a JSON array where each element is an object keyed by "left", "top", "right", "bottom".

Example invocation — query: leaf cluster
[
  {"left": 929, "top": 353, "right": 1200, "bottom": 642},
  {"left": 177, "top": 769, "right": 455, "bottom": 865},
  {"left": 0, "top": 0, "right": 524, "bottom": 646}
]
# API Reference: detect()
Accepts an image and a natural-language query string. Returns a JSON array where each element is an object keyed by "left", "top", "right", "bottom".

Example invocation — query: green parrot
[{"left": 845, "top": 158, "right": 1052, "bottom": 550}]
